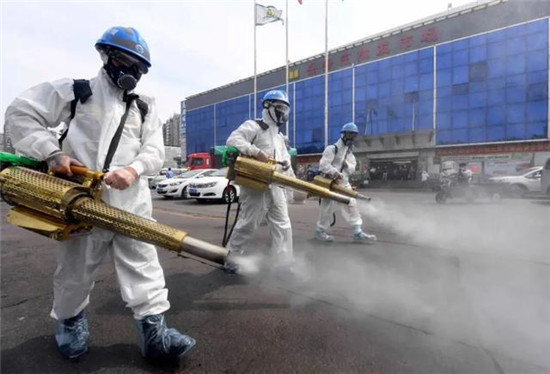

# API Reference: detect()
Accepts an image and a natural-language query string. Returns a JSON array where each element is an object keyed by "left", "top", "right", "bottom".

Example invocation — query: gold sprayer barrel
[
  {"left": 231, "top": 157, "right": 352, "bottom": 205},
  {"left": 312, "top": 175, "right": 371, "bottom": 201},
  {"left": 0, "top": 167, "right": 228, "bottom": 265}
]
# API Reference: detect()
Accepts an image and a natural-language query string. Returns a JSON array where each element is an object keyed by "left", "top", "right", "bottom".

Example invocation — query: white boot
[
  {"left": 352, "top": 225, "right": 377, "bottom": 244},
  {"left": 315, "top": 228, "right": 334, "bottom": 242}
]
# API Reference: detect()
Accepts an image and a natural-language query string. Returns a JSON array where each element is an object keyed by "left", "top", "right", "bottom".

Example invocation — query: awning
[{"left": 367, "top": 151, "right": 419, "bottom": 160}]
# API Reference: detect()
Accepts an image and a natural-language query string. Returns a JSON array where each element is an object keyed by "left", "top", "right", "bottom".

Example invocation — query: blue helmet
[
  {"left": 262, "top": 90, "right": 290, "bottom": 107},
  {"left": 95, "top": 27, "right": 151, "bottom": 68},
  {"left": 341, "top": 122, "right": 359, "bottom": 134}
]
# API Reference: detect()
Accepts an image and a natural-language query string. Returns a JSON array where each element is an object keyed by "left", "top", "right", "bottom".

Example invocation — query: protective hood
[{"left": 261, "top": 108, "right": 279, "bottom": 127}]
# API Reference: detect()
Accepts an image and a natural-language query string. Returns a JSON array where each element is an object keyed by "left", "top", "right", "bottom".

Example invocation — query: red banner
[{"left": 435, "top": 141, "right": 550, "bottom": 156}]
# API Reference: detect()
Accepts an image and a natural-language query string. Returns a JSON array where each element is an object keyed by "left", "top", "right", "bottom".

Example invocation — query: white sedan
[
  {"left": 489, "top": 166, "right": 542, "bottom": 197},
  {"left": 155, "top": 169, "right": 217, "bottom": 199},
  {"left": 187, "top": 168, "right": 240, "bottom": 203}
]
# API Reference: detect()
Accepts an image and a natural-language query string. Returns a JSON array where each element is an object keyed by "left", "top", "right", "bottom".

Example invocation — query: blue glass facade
[
  {"left": 294, "top": 76, "right": 325, "bottom": 153},
  {"left": 328, "top": 69, "right": 353, "bottom": 144},
  {"left": 186, "top": 105, "right": 214, "bottom": 154},
  {"left": 215, "top": 95, "right": 249, "bottom": 148},
  {"left": 355, "top": 48, "right": 434, "bottom": 138},
  {"left": 186, "top": 18, "right": 548, "bottom": 156},
  {"left": 436, "top": 19, "right": 548, "bottom": 145}
]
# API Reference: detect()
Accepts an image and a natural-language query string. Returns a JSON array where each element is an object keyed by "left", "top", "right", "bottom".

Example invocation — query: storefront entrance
[{"left": 369, "top": 159, "right": 419, "bottom": 181}]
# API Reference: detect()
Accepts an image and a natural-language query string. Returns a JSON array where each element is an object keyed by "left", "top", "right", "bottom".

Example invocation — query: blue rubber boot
[
  {"left": 55, "top": 310, "right": 89, "bottom": 359},
  {"left": 315, "top": 228, "right": 334, "bottom": 242},
  {"left": 223, "top": 250, "right": 242, "bottom": 274},
  {"left": 137, "top": 314, "right": 196, "bottom": 360},
  {"left": 352, "top": 225, "right": 377, "bottom": 244}
]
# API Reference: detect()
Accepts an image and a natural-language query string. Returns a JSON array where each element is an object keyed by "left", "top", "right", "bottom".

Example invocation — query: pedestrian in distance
[
  {"left": 224, "top": 90, "right": 294, "bottom": 275},
  {"left": 166, "top": 167, "right": 174, "bottom": 179},
  {"left": 4, "top": 26, "right": 195, "bottom": 362},
  {"left": 382, "top": 168, "right": 388, "bottom": 182},
  {"left": 314, "top": 123, "right": 377, "bottom": 244},
  {"left": 421, "top": 169, "right": 430, "bottom": 189}
]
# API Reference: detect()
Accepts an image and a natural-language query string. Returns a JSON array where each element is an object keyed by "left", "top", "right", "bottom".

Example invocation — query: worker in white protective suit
[
  {"left": 315, "top": 123, "right": 377, "bottom": 244},
  {"left": 225, "top": 90, "right": 294, "bottom": 274},
  {"left": 4, "top": 27, "right": 195, "bottom": 361}
]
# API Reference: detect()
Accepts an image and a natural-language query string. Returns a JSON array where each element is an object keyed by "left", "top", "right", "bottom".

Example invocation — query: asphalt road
[{"left": 1, "top": 189, "right": 549, "bottom": 373}]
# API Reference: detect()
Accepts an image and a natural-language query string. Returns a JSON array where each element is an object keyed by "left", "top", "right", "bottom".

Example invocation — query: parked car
[
  {"left": 148, "top": 168, "right": 187, "bottom": 189},
  {"left": 188, "top": 168, "right": 240, "bottom": 203},
  {"left": 542, "top": 157, "right": 550, "bottom": 198},
  {"left": 155, "top": 169, "right": 216, "bottom": 199},
  {"left": 488, "top": 166, "right": 542, "bottom": 197}
]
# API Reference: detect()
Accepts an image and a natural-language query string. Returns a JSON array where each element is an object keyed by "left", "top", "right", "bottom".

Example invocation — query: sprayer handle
[{"left": 70, "top": 166, "right": 104, "bottom": 180}]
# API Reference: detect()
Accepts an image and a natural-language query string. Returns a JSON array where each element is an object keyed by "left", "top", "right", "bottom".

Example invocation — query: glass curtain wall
[
  {"left": 185, "top": 105, "right": 214, "bottom": 154},
  {"left": 293, "top": 76, "right": 325, "bottom": 153},
  {"left": 215, "top": 95, "right": 249, "bottom": 147},
  {"left": 436, "top": 19, "right": 548, "bottom": 144},
  {"left": 328, "top": 69, "right": 353, "bottom": 144},
  {"left": 354, "top": 48, "right": 434, "bottom": 138}
]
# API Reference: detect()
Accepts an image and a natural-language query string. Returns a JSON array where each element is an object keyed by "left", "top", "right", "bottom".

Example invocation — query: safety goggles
[
  {"left": 343, "top": 132, "right": 357, "bottom": 140},
  {"left": 272, "top": 102, "right": 290, "bottom": 116},
  {"left": 110, "top": 50, "right": 149, "bottom": 74}
]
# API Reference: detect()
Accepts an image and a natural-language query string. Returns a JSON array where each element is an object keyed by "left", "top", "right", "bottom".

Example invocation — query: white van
[{"left": 541, "top": 157, "right": 550, "bottom": 198}]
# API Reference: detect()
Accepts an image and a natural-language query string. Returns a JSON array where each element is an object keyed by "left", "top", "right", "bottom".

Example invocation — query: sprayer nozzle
[{"left": 357, "top": 193, "right": 371, "bottom": 201}]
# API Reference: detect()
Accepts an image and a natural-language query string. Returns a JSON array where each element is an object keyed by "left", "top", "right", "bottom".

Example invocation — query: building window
[{"left": 469, "top": 61, "right": 487, "bottom": 82}]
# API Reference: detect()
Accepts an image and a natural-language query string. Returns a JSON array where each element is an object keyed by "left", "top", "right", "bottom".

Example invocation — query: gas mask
[
  {"left": 267, "top": 101, "right": 290, "bottom": 126},
  {"left": 103, "top": 49, "right": 148, "bottom": 91},
  {"left": 341, "top": 131, "right": 357, "bottom": 147}
]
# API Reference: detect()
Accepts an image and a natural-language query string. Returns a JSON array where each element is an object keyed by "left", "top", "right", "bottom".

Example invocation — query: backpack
[{"left": 58, "top": 79, "right": 148, "bottom": 147}]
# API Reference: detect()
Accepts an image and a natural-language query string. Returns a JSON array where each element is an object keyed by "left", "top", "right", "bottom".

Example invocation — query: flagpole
[
  {"left": 254, "top": 0, "right": 258, "bottom": 119},
  {"left": 285, "top": 0, "right": 289, "bottom": 137},
  {"left": 324, "top": 0, "right": 329, "bottom": 148}
]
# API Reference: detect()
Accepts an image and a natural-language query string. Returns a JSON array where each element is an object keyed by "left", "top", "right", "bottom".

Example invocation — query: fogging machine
[{"left": 0, "top": 152, "right": 228, "bottom": 265}]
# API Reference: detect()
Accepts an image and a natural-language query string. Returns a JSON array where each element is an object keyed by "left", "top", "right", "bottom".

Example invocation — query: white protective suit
[
  {"left": 316, "top": 138, "right": 362, "bottom": 230},
  {"left": 226, "top": 110, "right": 293, "bottom": 267},
  {"left": 4, "top": 69, "right": 168, "bottom": 320}
]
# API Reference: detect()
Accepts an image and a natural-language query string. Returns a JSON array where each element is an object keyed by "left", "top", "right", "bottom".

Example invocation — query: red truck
[
  {"left": 187, "top": 146, "right": 297, "bottom": 171},
  {"left": 186, "top": 147, "right": 225, "bottom": 170},
  {"left": 186, "top": 152, "right": 213, "bottom": 170}
]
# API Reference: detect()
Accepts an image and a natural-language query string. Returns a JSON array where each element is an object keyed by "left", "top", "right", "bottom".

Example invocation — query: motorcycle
[{"left": 435, "top": 173, "right": 502, "bottom": 204}]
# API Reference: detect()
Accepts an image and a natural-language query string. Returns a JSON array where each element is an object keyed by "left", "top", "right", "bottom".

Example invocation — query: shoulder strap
[
  {"left": 135, "top": 98, "right": 149, "bottom": 122},
  {"left": 102, "top": 93, "right": 138, "bottom": 173},
  {"left": 255, "top": 119, "right": 269, "bottom": 130},
  {"left": 251, "top": 119, "right": 269, "bottom": 145},
  {"left": 331, "top": 143, "right": 349, "bottom": 173},
  {"left": 70, "top": 79, "right": 93, "bottom": 119},
  {"left": 340, "top": 146, "right": 351, "bottom": 173},
  {"left": 59, "top": 79, "right": 93, "bottom": 147}
]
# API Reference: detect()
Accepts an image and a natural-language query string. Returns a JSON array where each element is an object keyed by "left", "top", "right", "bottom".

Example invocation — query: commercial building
[
  {"left": 162, "top": 113, "right": 181, "bottom": 148},
  {"left": 183, "top": 0, "right": 550, "bottom": 179}
]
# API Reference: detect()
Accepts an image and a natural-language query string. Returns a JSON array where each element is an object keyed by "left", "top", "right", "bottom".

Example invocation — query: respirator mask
[
  {"left": 103, "top": 49, "right": 148, "bottom": 91},
  {"left": 341, "top": 131, "right": 357, "bottom": 147},
  {"left": 267, "top": 101, "right": 290, "bottom": 126}
]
